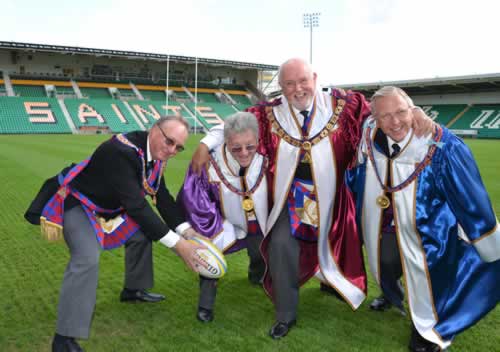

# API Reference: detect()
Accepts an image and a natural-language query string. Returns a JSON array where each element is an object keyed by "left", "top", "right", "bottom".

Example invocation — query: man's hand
[
  {"left": 411, "top": 106, "right": 435, "bottom": 137},
  {"left": 181, "top": 227, "right": 204, "bottom": 240},
  {"left": 191, "top": 143, "right": 210, "bottom": 175},
  {"left": 173, "top": 237, "right": 206, "bottom": 272}
]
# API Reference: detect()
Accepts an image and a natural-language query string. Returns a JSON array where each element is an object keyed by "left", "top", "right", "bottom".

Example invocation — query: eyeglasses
[
  {"left": 157, "top": 124, "right": 185, "bottom": 152},
  {"left": 229, "top": 144, "right": 257, "bottom": 154},
  {"left": 376, "top": 108, "right": 411, "bottom": 121},
  {"left": 282, "top": 78, "right": 312, "bottom": 90}
]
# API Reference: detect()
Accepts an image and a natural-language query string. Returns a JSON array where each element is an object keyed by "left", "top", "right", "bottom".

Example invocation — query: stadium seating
[
  {"left": 449, "top": 104, "right": 500, "bottom": 138},
  {"left": 230, "top": 94, "right": 252, "bottom": 106},
  {"left": 195, "top": 92, "right": 220, "bottom": 103},
  {"left": 64, "top": 98, "right": 142, "bottom": 132},
  {"left": 234, "top": 103, "right": 251, "bottom": 112},
  {"left": 140, "top": 89, "right": 166, "bottom": 101},
  {"left": 0, "top": 78, "right": 257, "bottom": 134},
  {"left": 0, "top": 96, "right": 72, "bottom": 133},
  {"left": 79, "top": 87, "right": 112, "bottom": 99},
  {"left": 421, "top": 104, "right": 468, "bottom": 126},
  {"left": 127, "top": 100, "right": 197, "bottom": 130},
  {"left": 184, "top": 102, "right": 237, "bottom": 129},
  {"left": 14, "top": 84, "right": 47, "bottom": 97},
  {"left": 118, "top": 88, "right": 137, "bottom": 99}
]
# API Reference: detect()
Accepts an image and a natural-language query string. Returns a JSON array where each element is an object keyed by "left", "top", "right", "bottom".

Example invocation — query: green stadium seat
[
  {"left": 234, "top": 103, "right": 251, "bottom": 112},
  {"left": 0, "top": 96, "right": 71, "bottom": 134},
  {"left": 127, "top": 100, "right": 197, "bottom": 129},
  {"left": 421, "top": 105, "right": 468, "bottom": 126},
  {"left": 185, "top": 102, "right": 237, "bottom": 129},
  {"left": 449, "top": 104, "right": 500, "bottom": 138},
  {"left": 64, "top": 98, "right": 142, "bottom": 133},
  {"left": 79, "top": 87, "right": 112, "bottom": 99},
  {"left": 231, "top": 94, "right": 252, "bottom": 106},
  {"left": 14, "top": 85, "right": 47, "bottom": 97},
  {"left": 195, "top": 92, "right": 220, "bottom": 103},
  {"left": 141, "top": 90, "right": 166, "bottom": 101},
  {"left": 118, "top": 88, "right": 137, "bottom": 99}
]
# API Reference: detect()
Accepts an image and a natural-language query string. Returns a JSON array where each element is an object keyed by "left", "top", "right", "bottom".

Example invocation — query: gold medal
[
  {"left": 376, "top": 195, "right": 390, "bottom": 209},
  {"left": 242, "top": 198, "right": 254, "bottom": 211},
  {"left": 302, "top": 141, "right": 312, "bottom": 151}
]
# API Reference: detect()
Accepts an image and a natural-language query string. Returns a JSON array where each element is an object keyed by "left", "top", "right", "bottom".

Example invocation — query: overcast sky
[{"left": 2, "top": 0, "right": 499, "bottom": 85}]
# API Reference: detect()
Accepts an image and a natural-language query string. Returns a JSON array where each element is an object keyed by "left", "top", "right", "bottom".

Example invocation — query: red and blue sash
[
  {"left": 287, "top": 178, "right": 318, "bottom": 242},
  {"left": 41, "top": 134, "right": 164, "bottom": 249}
]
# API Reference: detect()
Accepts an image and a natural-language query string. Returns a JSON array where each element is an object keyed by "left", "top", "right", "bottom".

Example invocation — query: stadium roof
[
  {"left": 0, "top": 40, "right": 279, "bottom": 71},
  {"left": 331, "top": 72, "right": 500, "bottom": 96}
]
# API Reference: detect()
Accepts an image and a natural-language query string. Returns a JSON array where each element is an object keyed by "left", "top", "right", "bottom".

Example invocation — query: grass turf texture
[{"left": 0, "top": 135, "right": 498, "bottom": 351}]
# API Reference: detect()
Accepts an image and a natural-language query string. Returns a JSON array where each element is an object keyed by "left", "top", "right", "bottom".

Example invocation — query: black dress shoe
[
  {"left": 370, "top": 295, "right": 393, "bottom": 311},
  {"left": 409, "top": 328, "right": 441, "bottom": 352},
  {"left": 268, "top": 320, "right": 296, "bottom": 339},
  {"left": 119, "top": 289, "right": 165, "bottom": 303},
  {"left": 196, "top": 307, "right": 214, "bottom": 323},
  {"left": 320, "top": 283, "right": 345, "bottom": 302},
  {"left": 52, "top": 334, "right": 84, "bottom": 352}
]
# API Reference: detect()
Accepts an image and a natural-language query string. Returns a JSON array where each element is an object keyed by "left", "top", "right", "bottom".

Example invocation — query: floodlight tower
[{"left": 303, "top": 12, "right": 321, "bottom": 64}]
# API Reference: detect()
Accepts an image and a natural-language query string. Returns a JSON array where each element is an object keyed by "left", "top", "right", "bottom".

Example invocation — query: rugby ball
[{"left": 189, "top": 237, "right": 227, "bottom": 279}]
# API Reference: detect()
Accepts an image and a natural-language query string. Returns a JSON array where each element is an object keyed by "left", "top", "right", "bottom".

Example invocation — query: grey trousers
[
  {"left": 268, "top": 207, "right": 300, "bottom": 323},
  {"left": 56, "top": 205, "right": 153, "bottom": 339},
  {"left": 379, "top": 231, "right": 404, "bottom": 310},
  {"left": 198, "top": 233, "right": 265, "bottom": 310}
]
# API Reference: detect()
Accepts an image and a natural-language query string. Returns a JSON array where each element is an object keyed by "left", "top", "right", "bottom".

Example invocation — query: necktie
[
  {"left": 239, "top": 167, "right": 247, "bottom": 178},
  {"left": 299, "top": 110, "right": 309, "bottom": 135},
  {"left": 382, "top": 143, "right": 400, "bottom": 234},
  {"left": 391, "top": 143, "right": 401, "bottom": 158}
]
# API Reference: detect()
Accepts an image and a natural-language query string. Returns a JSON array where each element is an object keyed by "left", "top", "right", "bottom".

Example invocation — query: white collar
[
  {"left": 146, "top": 133, "right": 152, "bottom": 162},
  {"left": 387, "top": 128, "right": 412, "bottom": 153},
  {"left": 290, "top": 97, "right": 315, "bottom": 117}
]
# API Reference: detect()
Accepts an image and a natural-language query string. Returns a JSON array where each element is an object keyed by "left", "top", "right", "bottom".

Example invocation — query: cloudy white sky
[{"left": 2, "top": 0, "right": 499, "bottom": 85}]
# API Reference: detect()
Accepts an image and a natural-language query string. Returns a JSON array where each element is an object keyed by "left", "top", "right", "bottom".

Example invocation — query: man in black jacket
[{"left": 26, "top": 115, "right": 205, "bottom": 352}]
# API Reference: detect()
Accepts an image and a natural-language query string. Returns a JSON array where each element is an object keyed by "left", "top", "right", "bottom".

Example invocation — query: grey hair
[
  {"left": 223, "top": 112, "right": 259, "bottom": 143},
  {"left": 370, "top": 86, "right": 415, "bottom": 115},
  {"left": 278, "top": 57, "right": 314, "bottom": 86},
  {"left": 153, "top": 115, "right": 189, "bottom": 131}
]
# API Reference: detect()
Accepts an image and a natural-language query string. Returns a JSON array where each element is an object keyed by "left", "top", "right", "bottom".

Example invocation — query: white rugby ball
[{"left": 190, "top": 237, "right": 227, "bottom": 279}]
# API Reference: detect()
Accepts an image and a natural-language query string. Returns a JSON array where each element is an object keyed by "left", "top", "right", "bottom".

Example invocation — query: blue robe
[{"left": 347, "top": 121, "right": 500, "bottom": 349}]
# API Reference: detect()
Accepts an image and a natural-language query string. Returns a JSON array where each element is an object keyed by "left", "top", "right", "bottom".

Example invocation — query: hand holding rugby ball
[{"left": 189, "top": 237, "right": 227, "bottom": 279}]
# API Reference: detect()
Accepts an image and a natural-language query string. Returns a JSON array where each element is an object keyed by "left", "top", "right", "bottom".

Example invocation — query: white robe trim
[
  {"left": 268, "top": 91, "right": 366, "bottom": 309},
  {"left": 207, "top": 146, "right": 268, "bottom": 252},
  {"left": 360, "top": 125, "right": 451, "bottom": 349}
]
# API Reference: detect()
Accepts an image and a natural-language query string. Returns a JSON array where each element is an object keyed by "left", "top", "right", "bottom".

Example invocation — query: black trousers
[
  {"left": 379, "top": 231, "right": 404, "bottom": 310},
  {"left": 198, "top": 233, "right": 265, "bottom": 309}
]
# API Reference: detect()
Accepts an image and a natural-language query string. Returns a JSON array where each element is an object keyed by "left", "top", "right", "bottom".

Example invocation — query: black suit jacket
[{"left": 25, "top": 131, "right": 184, "bottom": 241}]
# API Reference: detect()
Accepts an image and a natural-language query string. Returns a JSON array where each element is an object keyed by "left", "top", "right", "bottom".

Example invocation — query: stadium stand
[
  {"left": 79, "top": 87, "right": 111, "bottom": 99},
  {"left": 118, "top": 88, "right": 137, "bottom": 100},
  {"left": 184, "top": 102, "right": 237, "bottom": 129},
  {"left": 127, "top": 99, "right": 197, "bottom": 130},
  {"left": 64, "top": 98, "right": 142, "bottom": 133},
  {"left": 0, "top": 41, "right": 276, "bottom": 135},
  {"left": 421, "top": 104, "right": 468, "bottom": 126},
  {"left": 139, "top": 89, "right": 166, "bottom": 101},
  {"left": 449, "top": 104, "right": 500, "bottom": 138},
  {"left": 0, "top": 80, "right": 6, "bottom": 96},
  {"left": 195, "top": 92, "right": 220, "bottom": 103},
  {"left": 14, "top": 84, "right": 47, "bottom": 97},
  {"left": 0, "top": 96, "right": 72, "bottom": 133},
  {"left": 230, "top": 93, "right": 252, "bottom": 106}
]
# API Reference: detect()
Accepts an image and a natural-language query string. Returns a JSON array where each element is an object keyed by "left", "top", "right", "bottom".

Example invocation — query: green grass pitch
[{"left": 0, "top": 134, "right": 498, "bottom": 351}]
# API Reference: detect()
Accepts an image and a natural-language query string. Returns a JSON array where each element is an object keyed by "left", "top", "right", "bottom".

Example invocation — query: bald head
[
  {"left": 278, "top": 58, "right": 317, "bottom": 111},
  {"left": 278, "top": 58, "right": 313, "bottom": 85}
]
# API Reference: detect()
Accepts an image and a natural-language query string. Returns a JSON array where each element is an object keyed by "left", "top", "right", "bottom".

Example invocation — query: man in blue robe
[{"left": 347, "top": 86, "right": 500, "bottom": 352}]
